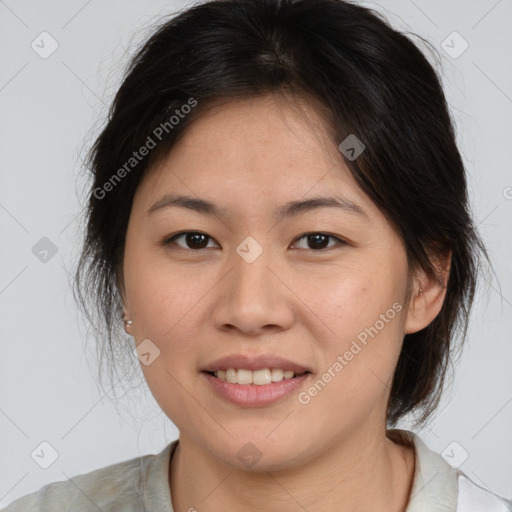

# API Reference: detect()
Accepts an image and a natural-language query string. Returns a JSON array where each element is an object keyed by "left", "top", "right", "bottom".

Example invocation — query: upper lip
[{"left": 201, "top": 354, "right": 311, "bottom": 373}]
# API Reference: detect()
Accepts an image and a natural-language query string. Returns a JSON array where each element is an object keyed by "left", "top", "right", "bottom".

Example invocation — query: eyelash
[{"left": 162, "top": 231, "right": 347, "bottom": 252}]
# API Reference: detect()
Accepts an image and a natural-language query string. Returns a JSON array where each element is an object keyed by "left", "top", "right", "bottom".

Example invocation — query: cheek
[
  {"left": 123, "top": 251, "right": 216, "bottom": 392},
  {"left": 312, "top": 257, "right": 408, "bottom": 393},
  {"left": 311, "top": 258, "right": 405, "bottom": 335},
  {"left": 123, "top": 258, "right": 203, "bottom": 421},
  {"left": 123, "top": 242, "right": 198, "bottom": 335}
]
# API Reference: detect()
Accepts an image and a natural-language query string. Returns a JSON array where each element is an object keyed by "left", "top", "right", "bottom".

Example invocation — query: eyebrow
[{"left": 147, "top": 193, "right": 368, "bottom": 220}]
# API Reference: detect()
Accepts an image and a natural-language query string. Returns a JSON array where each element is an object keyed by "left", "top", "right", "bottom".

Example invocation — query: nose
[{"left": 210, "top": 244, "right": 295, "bottom": 336}]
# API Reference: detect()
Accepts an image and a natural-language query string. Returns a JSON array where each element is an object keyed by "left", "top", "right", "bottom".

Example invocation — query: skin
[{"left": 121, "top": 93, "right": 450, "bottom": 512}]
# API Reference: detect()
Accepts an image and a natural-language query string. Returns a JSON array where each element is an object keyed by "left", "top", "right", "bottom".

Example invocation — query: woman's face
[{"left": 122, "top": 94, "right": 419, "bottom": 469}]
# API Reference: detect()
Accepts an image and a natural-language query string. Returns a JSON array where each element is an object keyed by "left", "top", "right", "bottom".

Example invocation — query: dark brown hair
[{"left": 74, "top": 0, "right": 489, "bottom": 426}]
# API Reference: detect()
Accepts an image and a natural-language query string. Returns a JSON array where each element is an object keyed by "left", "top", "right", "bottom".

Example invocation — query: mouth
[
  {"left": 200, "top": 354, "right": 313, "bottom": 406},
  {"left": 202, "top": 368, "right": 311, "bottom": 385},
  {"left": 201, "top": 359, "right": 312, "bottom": 406}
]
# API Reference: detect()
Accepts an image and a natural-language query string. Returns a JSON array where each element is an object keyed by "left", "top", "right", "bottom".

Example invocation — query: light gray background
[{"left": 1, "top": 0, "right": 511, "bottom": 507}]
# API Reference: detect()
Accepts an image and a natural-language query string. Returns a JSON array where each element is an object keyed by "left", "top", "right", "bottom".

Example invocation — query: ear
[
  {"left": 122, "top": 300, "right": 133, "bottom": 335},
  {"left": 404, "top": 250, "right": 451, "bottom": 335},
  {"left": 118, "top": 268, "right": 133, "bottom": 335},
  {"left": 122, "top": 305, "right": 133, "bottom": 335}
]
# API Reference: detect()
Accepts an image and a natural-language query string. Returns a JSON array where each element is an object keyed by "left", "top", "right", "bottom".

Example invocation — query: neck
[{"left": 169, "top": 427, "right": 415, "bottom": 512}]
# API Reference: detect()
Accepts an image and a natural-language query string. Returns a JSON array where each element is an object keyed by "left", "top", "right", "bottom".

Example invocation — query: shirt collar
[{"left": 388, "top": 429, "right": 459, "bottom": 512}]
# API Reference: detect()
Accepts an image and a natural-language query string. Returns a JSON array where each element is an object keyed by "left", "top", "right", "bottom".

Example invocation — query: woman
[{"left": 2, "top": 0, "right": 510, "bottom": 510}]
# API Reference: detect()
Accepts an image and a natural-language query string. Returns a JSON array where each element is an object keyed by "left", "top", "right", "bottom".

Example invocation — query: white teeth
[
  {"left": 237, "top": 369, "right": 253, "bottom": 385},
  {"left": 213, "top": 368, "right": 303, "bottom": 385},
  {"left": 226, "top": 368, "right": 237, "bottom": 383},
  {"left": 253, "top": 369, "right": 272, "bottom": 385},
  {"left": 271, "top": 368, "right": 284, "bottom": 382}
]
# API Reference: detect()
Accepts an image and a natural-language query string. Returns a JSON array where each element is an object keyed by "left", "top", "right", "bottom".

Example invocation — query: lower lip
[{"left": 202, "top": 372, "right": 311, "bottom": 407}]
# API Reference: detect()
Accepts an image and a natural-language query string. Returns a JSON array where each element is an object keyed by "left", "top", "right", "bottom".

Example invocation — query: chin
[{"left": 207, "top": 430, "right": 312, "bottom": 472}]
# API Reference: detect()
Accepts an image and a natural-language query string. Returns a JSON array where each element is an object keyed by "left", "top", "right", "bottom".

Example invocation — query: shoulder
[
  {"left": 388, "top": 429, "right": 512, "bottom": 512},
  {"left": 456, "top": 474, "right": 512, "bottom": 512},
  {"left": 0, "top": 456, "right": 144, "bottom": 512},
  {"left": 0, "top": 441, "right": 177, "bottom": 512}
]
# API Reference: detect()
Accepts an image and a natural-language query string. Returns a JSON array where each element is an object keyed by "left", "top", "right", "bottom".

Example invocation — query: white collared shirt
[{"left": 388, "top": 429, "right": 511, "bottom": 512}]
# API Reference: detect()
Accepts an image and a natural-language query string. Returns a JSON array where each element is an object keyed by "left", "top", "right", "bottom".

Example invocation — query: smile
[
  {"left": 207, "top": 368, "right": 308, "bottom": 385},
  {"left": 202, "top": 370, "right": 311, "bottom": 407}
]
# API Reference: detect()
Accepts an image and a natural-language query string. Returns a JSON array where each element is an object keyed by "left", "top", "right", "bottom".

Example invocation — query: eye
[
  {"left": 292, "top": 232, "right": 346, "bottom": 251},
  {"left": 164, "top": 231, "right": 218, "bottom": 250},
  {"left": 163, "top": 231, "right": 347, "bottom": 252}
]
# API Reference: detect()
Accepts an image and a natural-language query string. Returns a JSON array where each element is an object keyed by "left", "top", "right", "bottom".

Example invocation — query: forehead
[
  {"left": 168, "top": 94, "right": 336, "bottom": 166},
  {"left": 137, "top": 94, "right": 377, "bottom": 221},
  {"left": 142, "top": 95, "right": 362, "bottom": 196}
]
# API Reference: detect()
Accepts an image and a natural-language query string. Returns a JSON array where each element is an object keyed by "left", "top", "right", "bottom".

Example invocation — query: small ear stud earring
[
  {"left": 419, "top": 288, "right": 423, "bottom": 295},
  {"left": 124, "top": 319, "right": 133, "bottom": 326}
]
